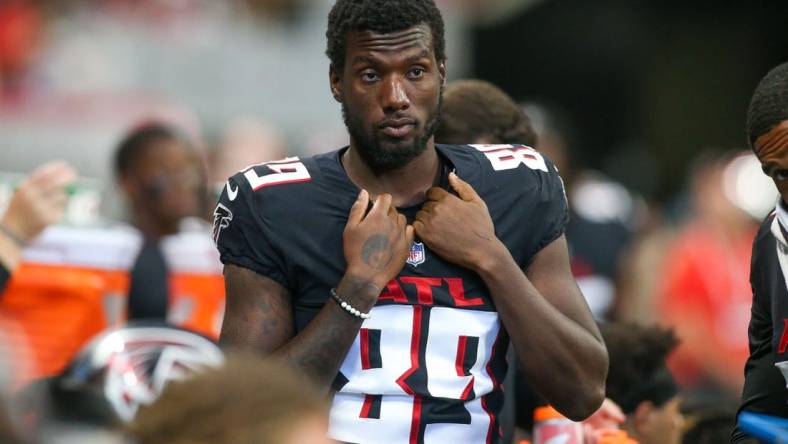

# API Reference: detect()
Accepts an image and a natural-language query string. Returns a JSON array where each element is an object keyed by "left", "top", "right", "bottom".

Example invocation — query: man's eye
[
  {"left": 776, "top": 170, "right": 788, "bottom": 181},
  {"left": 408, "top": 68, "right": 425, "bottom": 78},
  {"left": 361, "top": 72, "right": 379, "bottom": 82}
]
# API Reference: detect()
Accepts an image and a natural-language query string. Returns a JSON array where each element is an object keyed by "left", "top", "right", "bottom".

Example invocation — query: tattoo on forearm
[{"left": 361, "top": 234, "right": 392, "bottom": 269}]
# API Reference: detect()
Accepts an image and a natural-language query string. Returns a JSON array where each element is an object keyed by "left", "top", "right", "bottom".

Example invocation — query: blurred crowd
[{"left": 0, "top": 0, "right": 783, "bottom": 443}]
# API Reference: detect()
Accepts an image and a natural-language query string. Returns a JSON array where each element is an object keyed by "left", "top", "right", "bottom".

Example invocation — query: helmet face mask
[{"left": 54, "top": 324, "right": 224, "bottom": 424}]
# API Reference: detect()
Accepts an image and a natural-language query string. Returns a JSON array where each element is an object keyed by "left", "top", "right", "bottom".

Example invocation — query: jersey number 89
[{"left": 329, "top": 305, "right": 502, "bottom": 444}]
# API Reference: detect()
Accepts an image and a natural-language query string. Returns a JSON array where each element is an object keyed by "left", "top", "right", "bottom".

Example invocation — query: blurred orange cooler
[{"left": 0, "top": 225, "right": 225, "bottom": 389}]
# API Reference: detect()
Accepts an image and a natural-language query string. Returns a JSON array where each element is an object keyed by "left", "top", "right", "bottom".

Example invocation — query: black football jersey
[
  {"left": 214, "top": 144, "right": 568, "bottom": 444},
  {"left": 734, "top": 205, "right": 788, "bottom": 444}
]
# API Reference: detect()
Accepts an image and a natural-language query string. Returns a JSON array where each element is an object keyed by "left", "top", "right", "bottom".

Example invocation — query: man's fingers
[
  {"left": 397, "top": 213, "right": 407, "bottom": 228},
  {"left": 421, "top": 201, "right": 438, "bottom": 213},
  {"left": 29, "top": 160, "right": 70, "bottom": 180},
  {"left": 412, "top": 220, "right": 424, "bottom": 236},
  {"left": 347, "top": 189, "right": 369, "bottom": 226},
  {"left": 600, "top": 399, "right": 625, "bottom": 423},
  {"left": 28, "top": 161, "right": 76, "bottom": 191},
  {"left": 47, "top": 191, "right": 69, "bottom": 207},
  {"left": 371, "top": 193, "right": 392, "bottom": 215},
  {"left": 448, "top": 172, "right": 478, "bottom": 202},
  {"left": 41, "top": 171, "right": 77, "bottom": 196},
  {"left": 426, "top": 187, "right": 450, "bottom": 202},
  {"left": 405, "top": 224, "right": 415, "bottom": 246}
]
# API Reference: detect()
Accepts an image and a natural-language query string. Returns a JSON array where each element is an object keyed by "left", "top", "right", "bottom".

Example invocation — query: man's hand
[
  {"left": 2, "top": 160, "right": 76, "bottom": 242},
  {"left": 413, "top": 172, "right": 504, "bottom": 271},
  {"left": 582, "top": 398, "right": 626, "bottom": 444},
  {"left": 341, "top": 190, "right": 414, "bottom": 309}
]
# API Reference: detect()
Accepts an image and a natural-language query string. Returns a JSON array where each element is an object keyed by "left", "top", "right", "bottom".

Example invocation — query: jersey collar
[{"left": 772, "top": 200, "right": 788, "bottom": 249}]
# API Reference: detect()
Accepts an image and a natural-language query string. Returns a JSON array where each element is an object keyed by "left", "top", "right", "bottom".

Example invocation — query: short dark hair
[
  {"left": 326, "top": 0, "right": 446, "bottom": 74},
  {"left": 114, "top": 123, "right": 182, "bottom": 178},
  {"left": 747, "top": 62, "right": 788, "bottom": 149},
  {"left": 435, "top": 79, "right": 536, "bottom": 146},
  {"left": 601, "top": 322, "right": 679, "bottom": 413}
]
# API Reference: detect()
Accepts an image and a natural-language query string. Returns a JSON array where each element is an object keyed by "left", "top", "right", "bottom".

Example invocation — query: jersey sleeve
[
  {"left": 213, "top": 175, "right": 289, "bottom": 288},
  {"left": 524, "top": 159, "right": 569, "bottom": 260}
]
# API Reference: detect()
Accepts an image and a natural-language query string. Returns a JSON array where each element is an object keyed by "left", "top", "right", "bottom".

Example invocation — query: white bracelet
[{"left": 330, "top": 288, "right": 371, "bottom": 320}]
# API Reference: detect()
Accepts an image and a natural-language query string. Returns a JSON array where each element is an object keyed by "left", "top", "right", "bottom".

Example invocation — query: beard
[{"left": 343, "top": 93, "right": 443, "bottom": 175}]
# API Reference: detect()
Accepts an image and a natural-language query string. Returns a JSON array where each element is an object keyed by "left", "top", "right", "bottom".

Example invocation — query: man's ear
[
  {"left": 329, "top": 65, "right": 343, "bottom": 103},
  {"left": 438, "top": 60, "right": 447, "bottom": 86}
]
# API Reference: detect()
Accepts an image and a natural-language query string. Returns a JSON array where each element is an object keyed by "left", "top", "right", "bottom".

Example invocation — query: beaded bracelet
[
  {"left": 330, "top": 288, "right": 371, "bottom": 320},
  {"left": 0, "top": 223, "right": 28, "bottom": 248}
]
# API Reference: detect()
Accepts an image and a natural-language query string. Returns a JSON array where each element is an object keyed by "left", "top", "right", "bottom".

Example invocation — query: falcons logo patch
[{"left": 212, "top": 203, "right": 233, "bottom": 244}]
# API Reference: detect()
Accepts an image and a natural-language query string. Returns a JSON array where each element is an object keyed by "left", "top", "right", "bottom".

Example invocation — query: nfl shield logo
[{"left": 407, "top": 242, "right": 426, "bottom": 267}]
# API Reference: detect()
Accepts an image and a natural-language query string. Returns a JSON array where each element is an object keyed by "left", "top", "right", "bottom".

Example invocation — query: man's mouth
[{"left": 379, "top": 118, "right": 416, "bottom": 138}]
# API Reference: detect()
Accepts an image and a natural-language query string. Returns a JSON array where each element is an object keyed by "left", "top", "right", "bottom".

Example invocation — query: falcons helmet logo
[{"left": 58, "top": 325, "right": 224, "bottom": 423}]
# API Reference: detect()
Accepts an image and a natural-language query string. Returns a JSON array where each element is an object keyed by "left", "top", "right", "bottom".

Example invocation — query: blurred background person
[
  {"left": 0, "top": 160, "right": 75, "bottom": 292},
  {"left": 114, "top": 122, "right": 205, "bottom": 238},
  {"left": 601, "top": 322, "right": 684, "bottom": 444},
  {"left": 208, "top": 116, "right": 287, "bottom": 190},
  {"left": 114, "top": 122, "right": 208, "bottom": 320},
  {"left": 435, "top": 79, "right": 537, "bottom": 146},
  {"left": 656, "top": 151, "right": 758, "bottom": 398},
  {"left": 129, "top": 353, "right": 334, "bottom": 444},
  {"left": 524, "top": 102, "right": 640, "bottom": 321}
]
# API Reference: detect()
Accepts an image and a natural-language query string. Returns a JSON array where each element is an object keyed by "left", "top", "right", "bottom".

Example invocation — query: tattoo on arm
[{"left": 219, "top": 265, "right": 294, "bottom": 352}]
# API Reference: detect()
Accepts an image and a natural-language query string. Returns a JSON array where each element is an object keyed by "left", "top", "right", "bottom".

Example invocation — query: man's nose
[{"left": 380, "top": 76, "right": 410, "bottom": 113}]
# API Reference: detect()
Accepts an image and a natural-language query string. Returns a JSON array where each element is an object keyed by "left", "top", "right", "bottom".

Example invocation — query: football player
[
  {"left": 734, "top": 61, "right": 788, "bottom": 443},
  {"left": 215, "top": 1, "right": 607, "bottom": 442},
  {"left": 114, "top": 123, "right": 205, "bottom": 320}
]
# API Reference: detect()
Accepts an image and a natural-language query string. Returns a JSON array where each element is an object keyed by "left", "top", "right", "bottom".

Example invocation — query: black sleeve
[
  {"left": 733, "top": 227, "right": 788, "bottom": 443},
  {"left": 525, "top": 160, "right": 569, "bottom": 260},
  {"left": 213, "top": 175, "right": 289, "bottom": 288},
  {"left": 0, "top": 262, "right": 9, "bottom": 294}
]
